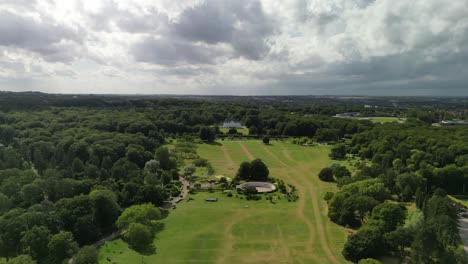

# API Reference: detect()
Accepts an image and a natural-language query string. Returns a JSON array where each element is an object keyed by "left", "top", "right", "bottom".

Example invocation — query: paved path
[
  {"left": 459, "top": 218, "right": 468, "bottom": 254},
  {"left": 160, "top": 176, "right": 190, "bottom": 210}
]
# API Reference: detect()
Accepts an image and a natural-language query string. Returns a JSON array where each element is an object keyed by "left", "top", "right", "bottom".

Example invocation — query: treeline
[{"left": 324, "top": 122, "right": 468, "bottom": 263}]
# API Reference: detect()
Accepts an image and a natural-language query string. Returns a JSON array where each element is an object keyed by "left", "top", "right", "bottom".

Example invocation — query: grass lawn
[
  {"left": 358, "top": 117, "right": 406, "bottom": 124},
  {"left": 99, "top": 140, "right": 349, "bottom": 263},
  {"left": 220, "top": 127, "right": 249, "bottom": 135}
]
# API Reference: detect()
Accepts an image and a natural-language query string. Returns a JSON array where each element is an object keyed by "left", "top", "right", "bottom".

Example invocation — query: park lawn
[
  {"left": 359, "top": 117, "right": 405, "bottom": 123},
  {"left": 99, "top": 140, "right": 349, "bottom": 263},
  {"left": 220, "top": 127, "right": 250, "bottom": 135}
]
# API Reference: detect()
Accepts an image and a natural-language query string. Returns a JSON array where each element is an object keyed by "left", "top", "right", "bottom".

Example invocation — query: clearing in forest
[{"left": 98, "top": 140, "right": 349, "bottom": 263}]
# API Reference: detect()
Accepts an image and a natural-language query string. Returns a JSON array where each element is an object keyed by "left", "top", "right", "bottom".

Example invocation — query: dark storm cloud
[
  {"left": 131, "top": 0, "right": 276, "bottom": 65},
  {"left": 132, "top": 37, "right": 225, "bottom": 66},
  {"left": 173, "top": 0, "right": 275, "bottom": 59},
  {"left": 0, "top": 10, "right": 82, "bottom": 62}
]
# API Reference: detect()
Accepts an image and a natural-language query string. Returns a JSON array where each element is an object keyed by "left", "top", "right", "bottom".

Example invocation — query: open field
[
  {"left": 358, "top": 117, "right": 406, "bottom": 123},
  {"left": 220, "top": 127, "right": 250, "bottom": 135},
  {"left": 99, "top": 140, "right": 349, "bottom": 263}
]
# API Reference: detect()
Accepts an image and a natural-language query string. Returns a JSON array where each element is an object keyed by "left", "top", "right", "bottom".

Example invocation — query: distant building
[
  {"left": 222, "top": 120, "right": 242, "bottom": 128},
  {"left": 205, "top": 197, "right": 218, "bottom": 202}
]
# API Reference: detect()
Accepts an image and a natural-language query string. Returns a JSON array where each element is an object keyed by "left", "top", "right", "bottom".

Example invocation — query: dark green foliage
[
  {"left": 47, "top": 232, "right": 78, "bottom": 264},
  {"left": 318, "top": 167, "right": 334, "bottom": 182},
  {"left": 262, "top": 136, "right": 270, "bottom": 144},
  {"left": 228, "top": 128, "right": 237, "bottom": 135},
  {"left": 237, "top": 162, "right": 251, "bottom": 180},
  {"left": 342, "top": 225, "right": 385, "bottom": 262},
  {"left": 125, "top": 223, "right": 154, "bottom": 253},
  {"left": 116, "top": 203, "right": 161, "bottom": 230},
  {"left": 250, "top": 159, "right": 269, "bottom": 181},
  {"left": 328, "top": 179, "right": 390, "bottom": 227},
  {"left": 155, "top": 147, "right": 175, "bottom": 171},
  {"left": 199, "top": 126, "right": 215, "bottom": 142},
  {"left": 193, "top": 158, "right": 208, "bottom": 167},
  {"left": 236, "top": 159, "right": 269, "bottom": 181},
  {"left": 74, "top": 246, "right": 98, "bottom": 264},
  {"left": 330, "top": 164, "right": 351, "bottom": 179},
  {"left": 323, "top": 192, "right": 334, "bottom": 201},
  {"left": 89, "top": 190, "right": 121, "bottom": 232},
  {"left": 330, "top": 144, "right": 346, "bottom": 159},
  {"left": 20, "top": 226, "right": 51, "bottom": 261},
  {"left": 370, "top": 202, "right": 407, "bottom": 232},
  {"left": 0, "top": 255, "right": 36, "bottom": 264}
]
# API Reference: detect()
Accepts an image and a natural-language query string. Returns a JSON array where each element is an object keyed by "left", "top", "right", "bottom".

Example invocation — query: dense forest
[
  {"left": 324, "top": 122, "right": 468, "bottom": 262},
  {"left": 0, "top": 92, "right": 466, "bottom": 263}
]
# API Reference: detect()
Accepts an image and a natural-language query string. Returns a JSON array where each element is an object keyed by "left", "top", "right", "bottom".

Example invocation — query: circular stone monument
[{"left": 237, "top": 182, "right": 276, "bottom": 193}]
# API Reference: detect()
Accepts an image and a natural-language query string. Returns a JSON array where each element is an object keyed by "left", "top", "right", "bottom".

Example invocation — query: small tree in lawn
[
  {"left": 250, "top": 159, "right": 269, "bottom": 181},
  {"left": 125, "top": 223, "right": 154, "bottom": 253},
  {"left": 318, "top": 167, "right": 334, "bottom": 182},
  {"left": 236, "top": 161, "right": 251, "bottom": 180},
  {"left": 262, "top": 136, "right": 270, "bottom": 145}
]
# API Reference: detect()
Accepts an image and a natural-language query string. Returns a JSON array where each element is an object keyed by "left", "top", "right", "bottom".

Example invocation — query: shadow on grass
[
  {"left": 153, "top": 222, "right": 165, "bottom": 233},
  {"left": 132, "top": 244, "right": 157, "bottom": 256},
  {"left": 160, "top": 209, "right": 170, "bottom": 220}
]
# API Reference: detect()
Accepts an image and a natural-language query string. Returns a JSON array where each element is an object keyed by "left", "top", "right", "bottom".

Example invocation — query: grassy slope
[
  {"left": 359, "top": 117, "right": 404, "bottom": 123},
  {"left": 99, "top": 140, "right": 349, "bottom": 263}
]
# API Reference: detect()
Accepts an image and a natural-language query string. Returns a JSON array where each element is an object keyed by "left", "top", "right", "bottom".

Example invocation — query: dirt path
[
  {"left": 261, "top": 145, "right": 319, "bottom": 263},
  {"left": 216, "top": 213, "right": 248, "bottom": 263},
  {"left": 238, "top": 142, "right": 255, "bottom": 161},
  {"left": 221, "top": 143, "right": 236, "bottom": 172},
  {"left": 274, "top": 144, "right": 341, "bottom": 264}
]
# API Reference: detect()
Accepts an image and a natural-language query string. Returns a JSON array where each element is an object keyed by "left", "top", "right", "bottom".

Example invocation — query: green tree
[
  {"left": 370, "top": 202, "right": 407, "bottom": 232},
  {"left": 342, "top": 225, "right": 385, "bottom": 262},
  {"left": 199, "top": 126, "right": 215, "bottom": 142},
  {"left": 116, "top": 203, "right": 161, "bottom": 230},
  {"left": 20, "top": 226, "right": 51, "bottom": 261},
  {"left": 20, "top": 183, "right": 43, "bottom": 206},
  {"left": 124, "top": 223, "right": 154, "bottom": 253},
  {"left": 318, "top": 167, "right": 334, "bottom": 182},
  {"left": 331, "top": 164, "right": 351, "bottom": 179},
  {"left": 144, "top": 159, "right": 159, "bottom": 173},
  {"left": 250, "top": 159, "right": 269, "bottom": 181},
  {"left": 0, "top": 255, "right": 36, "bottom": 264},
  {"left": 73, "top": 215, "right": 100, "bottom": 245},
  {"left": 262, "top": 136, "right": 270, "bottom": 144},
  {"left": 48, "top": 232, "right": 78, "bottom": 264},
  {"left": 155, "top": 147, "right": 174, "bottom": 170},
  {"left": 236, "top": 161, "right": 251, "bottom": 180},
  {"left": 383, "top": 227, "right": 413, "bottom": 256},
  {"left": 74, "top": 246, "right": 98, "bottom": 264},
  {"left": 71, "top": 158, "right": 85, "bottom": 177},
  {"left": 0, "top": 192, "right": 11, "bottom": 214},
  {"left": 330, "top": 144, "right": 346, "bottom": 159},
  {"left": 89, "top": 190, "right": 120, "bottom": 232}
]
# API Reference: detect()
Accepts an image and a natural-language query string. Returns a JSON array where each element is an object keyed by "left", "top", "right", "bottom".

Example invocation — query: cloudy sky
[{"left": 0, "top": 0, "right": 467, "bottom": 95}]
